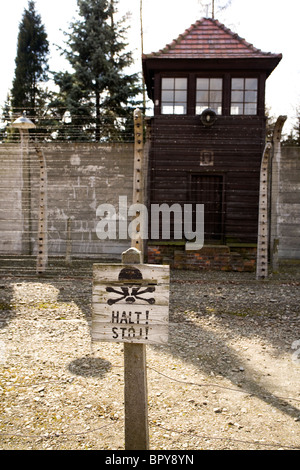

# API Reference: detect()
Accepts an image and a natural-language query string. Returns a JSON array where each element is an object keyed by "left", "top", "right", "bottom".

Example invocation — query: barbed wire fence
[{"left": 0, "top": 109, "right": 299, "bottom": 270}]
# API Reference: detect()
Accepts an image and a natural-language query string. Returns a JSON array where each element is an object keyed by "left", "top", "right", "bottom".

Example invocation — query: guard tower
[{"left": 142, "top": 18, "right": 282, "bottom": 270}]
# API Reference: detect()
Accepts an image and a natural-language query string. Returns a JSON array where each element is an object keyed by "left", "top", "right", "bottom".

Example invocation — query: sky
[{"left": 0, "top": 0, "right": 299, "bottom": 134}]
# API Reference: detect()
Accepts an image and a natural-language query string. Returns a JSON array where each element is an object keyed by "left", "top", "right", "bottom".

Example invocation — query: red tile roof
[{"left": 143, "top": 18, "right": 282, "bottom": 60}]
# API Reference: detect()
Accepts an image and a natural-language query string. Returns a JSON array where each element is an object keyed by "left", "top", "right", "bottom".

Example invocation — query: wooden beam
[{"left": 123, "top": 247, "right": 149, "bottom": 450}]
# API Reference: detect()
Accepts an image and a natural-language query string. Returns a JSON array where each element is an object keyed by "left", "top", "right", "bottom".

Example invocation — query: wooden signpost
[{"left": 92, "top": 248, "right": 170, "bottom": 450}]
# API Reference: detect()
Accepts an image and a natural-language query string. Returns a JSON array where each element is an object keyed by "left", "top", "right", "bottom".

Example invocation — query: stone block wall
[
  {"left": 276, "top": 146, "right": 300, "bottom": 260},
  {"left": 0, "top": 145, "right": 24, "bottom": 254},
  {"left": 0, "top": 142, "right": 134, "bottom": 259}
]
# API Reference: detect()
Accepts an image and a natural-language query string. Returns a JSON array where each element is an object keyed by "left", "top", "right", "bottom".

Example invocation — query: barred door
[{"left": 191, "top": 175, "right": 223, "bottom": 241}]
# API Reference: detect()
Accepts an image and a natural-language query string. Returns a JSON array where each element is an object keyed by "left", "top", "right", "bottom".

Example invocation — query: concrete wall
[
  {"left": 0, "top": 142, "right": 134, "bottom": 259},
  {"left": 0, "top": 144, "right": 24, "bottom": 253},
  {"left": 277, "top": 146, "right": 300, "bottom": 260}
]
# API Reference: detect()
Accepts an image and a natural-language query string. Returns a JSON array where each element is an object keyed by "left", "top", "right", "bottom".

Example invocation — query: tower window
[
  {"left": 196, "top": 78, "right": 223, "bottom": 115},
  {"left": 231, "top": 78, "right": 258, "bottom": 115},
  {"left": 161, "top": 78, "right": 187, "bottom": 114}
]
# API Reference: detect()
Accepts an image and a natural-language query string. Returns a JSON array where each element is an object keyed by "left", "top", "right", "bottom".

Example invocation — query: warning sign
[{"left": 92, "top": 264, "right": 170, "bottom": 345}]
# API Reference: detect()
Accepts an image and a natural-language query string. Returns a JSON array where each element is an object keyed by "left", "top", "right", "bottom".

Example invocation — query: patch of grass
[
  {"left": 225, "top": 310, "right": 248, "bottom": 317},
  {"left": 223, "top": 307, "right": 259, "bottom": 317},
  {"left": 36, "top": 302, "right": 59, "bottom": 310},
  {"left": 0, "top": 303, "right": 12, "bottom": 311}
]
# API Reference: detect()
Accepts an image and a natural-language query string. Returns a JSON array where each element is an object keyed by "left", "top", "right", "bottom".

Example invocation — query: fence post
[
  {"left": 21, "top": 129, "right": 32, "bottom": 256},
  {"left": 123, "top": 110, "right": 149, "bottom": 450},
  {"left": 256, "top": 142, "right": 272, "bottom": 279},
  {"left": 132, "top": 108, "right": 144, "bottom": 257},
  {"left": 34, "top": 144, "right": 48, "bottom": 274}
]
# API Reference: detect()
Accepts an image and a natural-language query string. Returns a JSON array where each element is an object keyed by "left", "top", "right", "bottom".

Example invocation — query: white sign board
[{"left": 92, "top": 264, "right": 170, "bottom": 345}]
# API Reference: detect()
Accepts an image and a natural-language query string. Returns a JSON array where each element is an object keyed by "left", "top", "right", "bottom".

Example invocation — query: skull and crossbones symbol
[{"left": 106, "top": 267, "right": 156, "bottom": 305}]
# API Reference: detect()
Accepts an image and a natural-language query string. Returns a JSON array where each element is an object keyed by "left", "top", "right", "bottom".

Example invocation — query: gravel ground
[{"left": 0, "top": 257, "right": 299, "bottom": 451}]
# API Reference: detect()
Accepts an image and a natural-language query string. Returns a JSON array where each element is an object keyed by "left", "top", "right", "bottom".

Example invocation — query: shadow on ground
[{"left": 1, "top": 257, "right": 299, "bottom": 424}]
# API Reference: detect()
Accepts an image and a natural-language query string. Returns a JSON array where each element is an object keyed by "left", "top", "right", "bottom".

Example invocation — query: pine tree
[
  {"left": 52, "top": 0, "right": 141, "bottom": 141},
  {"left": 0, "top": 94, "right": 13, "bottom": 142},
  {"left": 11, "top": 1, "right": 49, "bottom": 119}
]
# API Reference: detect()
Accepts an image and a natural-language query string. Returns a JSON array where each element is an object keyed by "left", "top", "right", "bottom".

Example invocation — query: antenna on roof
[
  {"left": 198, "top": 1, "right": 215, "bottom": 18},
  {"left": 198, "top": 0, "right": 231, "bottom": 18}
]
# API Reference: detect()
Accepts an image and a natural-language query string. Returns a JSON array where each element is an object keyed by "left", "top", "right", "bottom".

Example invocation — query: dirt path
[{"left": 0, "top": 259, "right": 299, "bottom": 450}]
